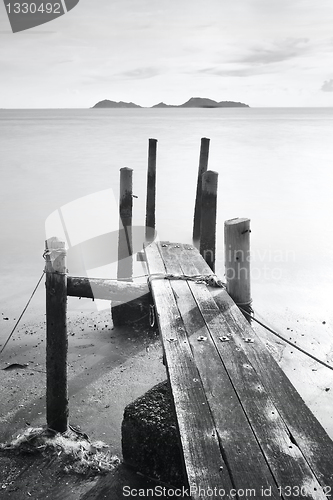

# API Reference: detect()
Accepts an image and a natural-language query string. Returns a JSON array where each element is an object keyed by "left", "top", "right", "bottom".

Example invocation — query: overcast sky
[{"left": 1, "top": 0, "right": 333, "bottom": 108}]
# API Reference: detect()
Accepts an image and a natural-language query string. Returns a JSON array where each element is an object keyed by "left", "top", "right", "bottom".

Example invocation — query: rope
[
  {"left": 43, "top": 247, "right": 67, "bottom": 275},
  {"left": 239, "top": 307, "right": 333, "bottom": 372},
  {"left": 235, "top": 300, "right": 253, "bottom": 314},
  {"left": 0, "top": 272, "right": 45, "bottom": 355},
  {"left": 148, "top": 273, "right": 225, "bottom": 288},
  {"left": 42, "top": 248, "right": 66, "bottom": 259}
]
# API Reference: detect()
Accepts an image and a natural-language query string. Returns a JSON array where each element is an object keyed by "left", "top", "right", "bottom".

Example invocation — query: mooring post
[
  {"left": 193, "top": 137, "right": 210, "bottom": 244},
  {"left": 145, "top": 138, "right": 157, "bottom": 241},
  {"left": 200, "top": 170, "right": 218, "bottom": 272},
  {"left": 224, "top": 218, "right": 252, "bottom": 322},
  {"left": 45, "top": 236, "right": 68, "bottom": 432},
  {"left": 117, "top": 167, "right": 133, "bottom": 281},
  {"left": 113, "top": 167, "right": 138, "bottom": 327}
]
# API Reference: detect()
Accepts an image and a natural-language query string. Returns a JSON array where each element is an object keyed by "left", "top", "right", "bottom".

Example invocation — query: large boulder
[
  {"left": 121, "top": 380, "right": 185, "bottom": 487},
  {"left": 111, "top": 294, "right": 151, "bottom": 327}
]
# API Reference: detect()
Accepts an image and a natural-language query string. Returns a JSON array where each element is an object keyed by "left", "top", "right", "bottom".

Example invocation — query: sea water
[
  {"left": 1, "top": 107, "right": 333, "bottom": 432},
  {"left": 1, "top": 107, "right": 332, "bottom": 315}
]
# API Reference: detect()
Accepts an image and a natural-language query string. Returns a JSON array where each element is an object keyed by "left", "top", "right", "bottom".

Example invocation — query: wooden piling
[
  {"left": 224, "top": 218, "right": 252, "bottom": 321},
  {"left": 114, "top": 167, "right": 145, "bottom": 327},
  {"left": 193, "top": 137, "right": 210, "bottom": 243},
  {"left": 145, "top": 138, "right": 157, "bottom": 241},
  {"left": 199, "top": 170, "right": 218, "bottom": 272},
  {"left": 117, "top": 167, "right": 133, "bottom": 281},
  {"left": 45, "top": 237, "right": 68, "bottom": 432}
]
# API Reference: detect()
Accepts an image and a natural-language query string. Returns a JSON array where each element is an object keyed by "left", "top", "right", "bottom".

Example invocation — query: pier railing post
[
  {"left": 224, "top": 218, "right": 252, "bottom": 321},
  {"left": 193, "top": 137, "right": 210, "bottom": 243},
  {"left": 200, "top": 170, "right": 218, "bottom": 272},
  {"left": 117, "top": 167, "right": 133, "bottom": 281},
  {"left": 114, "top": 167, "right": 148, "bottom": 327},
  {"left": 45, "top": 236, "right": 68, "bottom": 432},
  {"left": 145, "top": 138, "right": 157, "bottom": 241}
]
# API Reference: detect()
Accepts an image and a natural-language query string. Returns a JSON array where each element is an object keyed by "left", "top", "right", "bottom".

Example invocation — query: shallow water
[{"left": 1, "top": 108, "right": 332, "bottom": 316}]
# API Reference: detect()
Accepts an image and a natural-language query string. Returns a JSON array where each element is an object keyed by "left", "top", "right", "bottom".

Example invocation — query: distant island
[{"left": 92, "top": 97, "right": 250, "bottom": 109}]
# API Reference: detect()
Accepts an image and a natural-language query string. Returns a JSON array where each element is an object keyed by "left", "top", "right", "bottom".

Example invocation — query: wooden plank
[
  {"left": 67, "top": 276, "right": 149, "bottom": 302},
  {"left": 159, "top": 243, "right": 281, "bottom": 498},
  {"left": 176, "top": 242, "right": 333, "bottom": 494},
  {"left": 144, "top": 243, "right": 234, "bottom": 500},
  {"left": 168, "top": 243, "right": 328, "bottom": 500}
]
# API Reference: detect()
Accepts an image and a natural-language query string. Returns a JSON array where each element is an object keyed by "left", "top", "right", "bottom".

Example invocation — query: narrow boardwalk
[{"left": 145, "top": 241, "right": 333, "bottom": 500}]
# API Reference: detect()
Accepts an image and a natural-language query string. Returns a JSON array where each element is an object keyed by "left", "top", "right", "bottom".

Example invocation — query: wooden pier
[
  {"left": 145, "top": 241, "right": 333, "bottom": 499},
  {"left": 44, "top": 138, "right": 333, "bottom": 499}
]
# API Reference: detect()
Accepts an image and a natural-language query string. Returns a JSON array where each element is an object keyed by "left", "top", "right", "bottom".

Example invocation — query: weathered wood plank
[
  {"left": 178, "top": 242, "right": 333, "bottom": 494},
  {"left": 168, "top": 243, "right": 328, "bottom": 500},
  {"left": 67, "top": 276, "right": 149, "bottom": 302},
  {"left": 144, "top": 243, "right": 234, "bottom": 500},
  {"left": 159, "top": 243, "right": 281, "bottom": 498}
]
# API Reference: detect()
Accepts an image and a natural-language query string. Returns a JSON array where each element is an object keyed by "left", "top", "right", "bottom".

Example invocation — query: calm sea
[
  {"left": 1, "top": 107, "right": 333, "bottom": 314},
  {"left": 1, "top": 108, "right": 333, "bottom": 432}
]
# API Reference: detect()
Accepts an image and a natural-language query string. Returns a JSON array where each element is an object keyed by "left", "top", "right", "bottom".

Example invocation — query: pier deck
[{"left": 145, "top": 241, "right": 333, "bottom": 500}]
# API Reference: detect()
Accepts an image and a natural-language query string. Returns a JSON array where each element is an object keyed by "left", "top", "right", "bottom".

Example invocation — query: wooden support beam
[
  {"left": 67, "top": 276, "right": 149, "bottom": 302},
  {"left": 224, "top": 217, "right": 252, "bottom": 320},
  {"left": 199, "top": 170, "right": 218, "bottom": 272},
  {"left": 117, "top": 167, "right": 133, "bottom": 281},
  {"left": 45, "top": 237, "right": 68, "bottom": 432},
  {"left": 193, "top": 137, "right": 210, "bottom": 243},
  {"left": 145, "top": 138, "right": 157, "bottom": 241}
]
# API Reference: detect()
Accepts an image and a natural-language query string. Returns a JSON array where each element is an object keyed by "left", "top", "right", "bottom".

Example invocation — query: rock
[
  {"left": 111, "top": 295, "right": 151, "bottom": 327},
  {"left": 92, "top": 97, "right": 250, "bottom": 109},
  {"left": 121, "top": 380, "right": 185, "bottom": 487},
  {"left": 179, "top": 97, "right": 249, "bottom": 108},
  {"left": 92, "top": 100, "right": 142, "bottom": 108}
]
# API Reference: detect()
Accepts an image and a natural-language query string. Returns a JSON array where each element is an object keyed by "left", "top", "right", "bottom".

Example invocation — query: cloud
[
  {"left": 195, "top": 65, "right": 278, "bottom": 78},
  {"left": 0, "top": 30, "right": 56, "bottom": 35},
  {"left": 234, "top": 38, "right": 310, "bottom": 65},
  {"left": 117, "top": 67, "right": 161, "bottom": 79},
  {"left": 191, "top": 38, "right": 312, "bottom": 79},
  {"left": 81, "top": 66, "right": 162, "bottom": 86},
  {"left": 321, "top": 79, "right": 333, "bottom": 92}
]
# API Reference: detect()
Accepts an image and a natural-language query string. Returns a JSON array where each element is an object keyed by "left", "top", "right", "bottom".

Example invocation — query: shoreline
[{"left": 0, "top": 305, "right": 166, "bottom": 448}]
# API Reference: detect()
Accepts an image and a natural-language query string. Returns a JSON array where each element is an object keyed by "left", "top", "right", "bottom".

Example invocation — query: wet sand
[{"left": 0, "top": 301, "right": 167, "bottom": 498}]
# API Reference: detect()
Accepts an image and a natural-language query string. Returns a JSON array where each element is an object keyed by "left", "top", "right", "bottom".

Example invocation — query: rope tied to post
[
  {"left": 147, "top": 273, "right": 226, "bottom": 288},
  {"left": 43, "top": 247, "right": 67, "bottom": 259},
  {"left": 235, "top": 299, "right": 254, "bottom": 314},
  {"left": 43, "top": 247, "right": 68, "bottom": 275}
]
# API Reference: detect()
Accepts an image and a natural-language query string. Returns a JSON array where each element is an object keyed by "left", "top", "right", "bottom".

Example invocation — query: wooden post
[
  {"left": 193, "top": 137, "right": 210, "bottom": 243},
  {"left": 113, "top": 167, "right": 140, "bottom": 327},
  {"left": 199, "top": 170, "right": 218, "bottom": 272},
  {"left": 224, "top": 218, "right": 252, "bottom": 322},
  {"left": 117, "top": 167, "right": 133, "bottom": 281},
  {"left": 45, "top": 237, "right": 68, "bottom": 432},
  {"left": 145, "top": 138, "right": 157, "bottom": 241}
]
